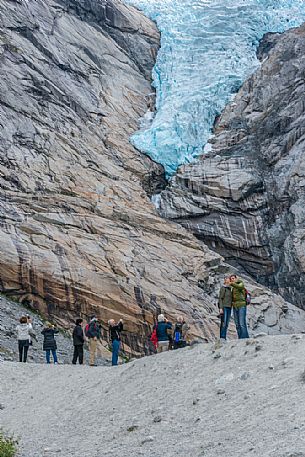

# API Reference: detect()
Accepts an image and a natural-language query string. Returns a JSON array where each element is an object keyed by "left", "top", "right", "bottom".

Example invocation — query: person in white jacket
[{"left": 16, "top": 316, "right": 34, "bottom": 362}]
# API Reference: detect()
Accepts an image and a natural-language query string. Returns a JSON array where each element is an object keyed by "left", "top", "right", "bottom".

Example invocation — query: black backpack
[{"left": 85, "top": 321, "right": 96, "bottom": 338}]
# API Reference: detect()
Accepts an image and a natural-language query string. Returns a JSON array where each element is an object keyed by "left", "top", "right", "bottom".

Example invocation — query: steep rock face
[
  {"left": 0, "top": 0, "right": 225, "bottom": 352},
  {"left": 1, "top": 0, "right": 305, "bottom": 354},
  {"left": 160, "top": 26, "right": 305, "bottom": 308}
]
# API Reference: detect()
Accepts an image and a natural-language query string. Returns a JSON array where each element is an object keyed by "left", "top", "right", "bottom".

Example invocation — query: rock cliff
[
  {"left": 159, "top": 26, "right": 305, "bottom": 308},
  {"left": 0, "top": 0, "right": 225, "bottom": 352},
  {"left": 1, "top": 0, "right": 305, "bottom": 353}
]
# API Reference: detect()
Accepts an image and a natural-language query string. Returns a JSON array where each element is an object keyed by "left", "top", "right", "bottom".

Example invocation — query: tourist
[
  {"left": 72, "top": 318, "right": 85, "bottom": 365},
  {"left": 173, "top": 316, "right": 189, "bottom": 349},
  {"left": 85, "top": 316, "right": 101, "bottom": 366},
  {"left": 41, "top": 322, "right": 59, "bottom": 364},
  {"left": 16, "top": 316, "right": 34, "bottom": 362},
  {"left": 218, "top": 277, "right": 232, "bottom": 340},
  {"left": 155, "top": 314, "right": 172, "bottom": 353},
  {"left": 108, "top": 319, "right": 124, "bottom": 366},
  {"left": 230, "top": 274, "right": 249, "bottom": 339}
]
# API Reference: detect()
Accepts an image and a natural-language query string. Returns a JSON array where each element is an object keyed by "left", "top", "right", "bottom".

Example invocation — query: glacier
[{"left": 124, "top": 0, "right": 305, "bottom": 175}]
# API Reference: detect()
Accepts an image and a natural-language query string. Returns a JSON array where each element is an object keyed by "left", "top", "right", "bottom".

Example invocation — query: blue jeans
[
  {"left": 233, "top": 306, "right": 249, "bottom": 339},
  {"left": 220, "top": 307, "right": 231, "bottom": 339},
  {"left": 112, "top": 340, "right": 120, "bottom": 366},
  {"left": 46, "top": 349, "right": 58, "bottom": 364}
]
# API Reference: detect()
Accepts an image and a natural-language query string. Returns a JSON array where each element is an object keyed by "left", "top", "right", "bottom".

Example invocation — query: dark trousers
[
  {"left": 18, "top": 340, "right": 29, "bottom": 362},
  {"left": 233, "top": 306, "right": 249, "bottom": 339},
  {"left": 220, "top": 307, "right": 232, "bottom": 339},
  {"left": 112, "top": 340, "right": 120, "bottom": 366},
  {"left": 72, "top": 345, "right": 84, "bottom": 365}
]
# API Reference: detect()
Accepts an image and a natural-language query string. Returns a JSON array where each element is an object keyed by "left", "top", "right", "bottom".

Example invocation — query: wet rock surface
[
  {"left": 159, "top": 25, "right": 305, "bottom": 308},
  {"left": 1, "top": 334, "right": 305, "bottom": 456}
]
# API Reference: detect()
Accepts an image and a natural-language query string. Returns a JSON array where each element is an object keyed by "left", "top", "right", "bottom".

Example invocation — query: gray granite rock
[{"left": 160, "top": 25, "right": 305, "bottom": 308}]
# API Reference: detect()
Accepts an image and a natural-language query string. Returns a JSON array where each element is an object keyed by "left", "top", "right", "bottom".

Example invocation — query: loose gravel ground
[{"left": 1, "top": 335, "right": 305, "bottom": 457}]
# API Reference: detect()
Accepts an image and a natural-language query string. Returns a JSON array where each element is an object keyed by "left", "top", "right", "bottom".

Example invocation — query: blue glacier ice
[{"left": 124, "top": 0, "right": 305, "bottom": 175}]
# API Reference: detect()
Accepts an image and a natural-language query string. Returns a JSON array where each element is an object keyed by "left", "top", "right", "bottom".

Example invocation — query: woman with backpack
[
  {"left": 230, "top": 274, "right": 249, "bottom": 339},
  {"left": 16, "top": 315, "right": 35, "bottom": 362},
  {"left": 41, "top": 322, "right": 59, "bottom": 364}
]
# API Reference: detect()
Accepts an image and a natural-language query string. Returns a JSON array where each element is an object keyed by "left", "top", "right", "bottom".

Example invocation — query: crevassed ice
[{"left": 124, "top": 0, "right": 305, "bottom": 175}]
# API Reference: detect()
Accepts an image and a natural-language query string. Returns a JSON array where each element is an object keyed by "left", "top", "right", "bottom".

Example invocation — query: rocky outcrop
[
  {"left": 159, "top": 26, "right": 305, "bottom": 308},
  {"left": 0, "top": 0, "right": 226, "bottom": 352}
]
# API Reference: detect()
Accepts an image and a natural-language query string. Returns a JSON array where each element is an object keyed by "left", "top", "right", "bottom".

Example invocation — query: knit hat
[{"left": 157, "top": 314, "right": 165, "bottom": 322}]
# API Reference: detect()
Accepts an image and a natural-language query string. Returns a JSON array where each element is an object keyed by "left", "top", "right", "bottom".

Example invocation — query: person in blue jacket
[{"left": 155, "top": 314, "right": 172, "bottom": 353}]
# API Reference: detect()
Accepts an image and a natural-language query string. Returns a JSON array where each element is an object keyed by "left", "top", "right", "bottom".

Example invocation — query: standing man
[
  {"left": 230, "top": 275, "right": 249, "bottom": 339},
  {"left": 108, "top": 319, "right": 124, "bottom": 366},
  {"left": 218, "top": 277, "right": 232, "bottom": 340},
  {"left": 72, "top": 318, "right": 85, "bottom": 365},
  {"left": 86, "top": 316, "right": 101, "bottom": 366}
]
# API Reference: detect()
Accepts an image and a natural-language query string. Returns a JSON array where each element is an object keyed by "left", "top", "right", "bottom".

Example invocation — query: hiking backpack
[
  {"left": 85, "top": 322, "right": 96, "bottom": 338},
  {"left": 245, "top": 288, "right": 252, "bottom": 305},
  {"left": 150, "top": 326, "right": 158, "bottom": 349},
  {"left": 174, "top": 323, "right": 183, "bottom": 343}
]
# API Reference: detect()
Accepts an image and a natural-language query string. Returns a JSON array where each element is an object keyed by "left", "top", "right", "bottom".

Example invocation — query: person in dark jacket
[
  {"left": 41, "top": 323, "right": 59, "bottom": 364},
  {"left": 108, "top": 319, "right": 123, "bottom": 366},
  {"left": 155, "top": 314, "right": 172, "bottom": 353},
  {"left": 72, "top": 318, "right": 84, "bottom": 365},
  {"left": 86, "top": 316, "right": 101, "bottom": 366},
  {"left": 218, "top": 277, "right": 233, "bottom": 340}
]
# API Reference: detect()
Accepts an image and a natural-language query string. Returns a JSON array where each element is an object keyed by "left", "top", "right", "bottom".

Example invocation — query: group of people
[
  {"left": 151, "top": 314, "right": 189, "bottom": 353},
  {"left": 16, "top": 315, "right": 124, "bottom": 366},
  {"left": 78, "top": 316, "right": 124, "bottom": 366},
  {"left": 15, "top": 274, "right": 249, "bottom": 365},
  {"left": 16, "top": 317, "right": 59, "bottom": 364},
  {"left": 218, "top": 274, "right": 250, "bottom": 340}
]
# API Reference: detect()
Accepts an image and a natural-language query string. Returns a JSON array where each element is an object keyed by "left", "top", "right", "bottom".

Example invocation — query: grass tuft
[{"left": 0, "top": 431, "right": 18, "bottom": 457}]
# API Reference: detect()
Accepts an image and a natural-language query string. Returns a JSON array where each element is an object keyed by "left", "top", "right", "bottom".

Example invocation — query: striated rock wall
[
  {"left": 0, "top": 0, "right": 226, "bottom": 352},
  {"left": 160, "top": 26, "right": 305, "bottom": 308},
  {"left": 1, "top": 0, "right": 305, "bottom": 353}
]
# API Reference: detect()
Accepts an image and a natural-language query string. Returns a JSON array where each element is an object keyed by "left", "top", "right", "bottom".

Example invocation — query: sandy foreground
[{"left": 1, "top": 335, "right": 305, "bottom": 457}]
